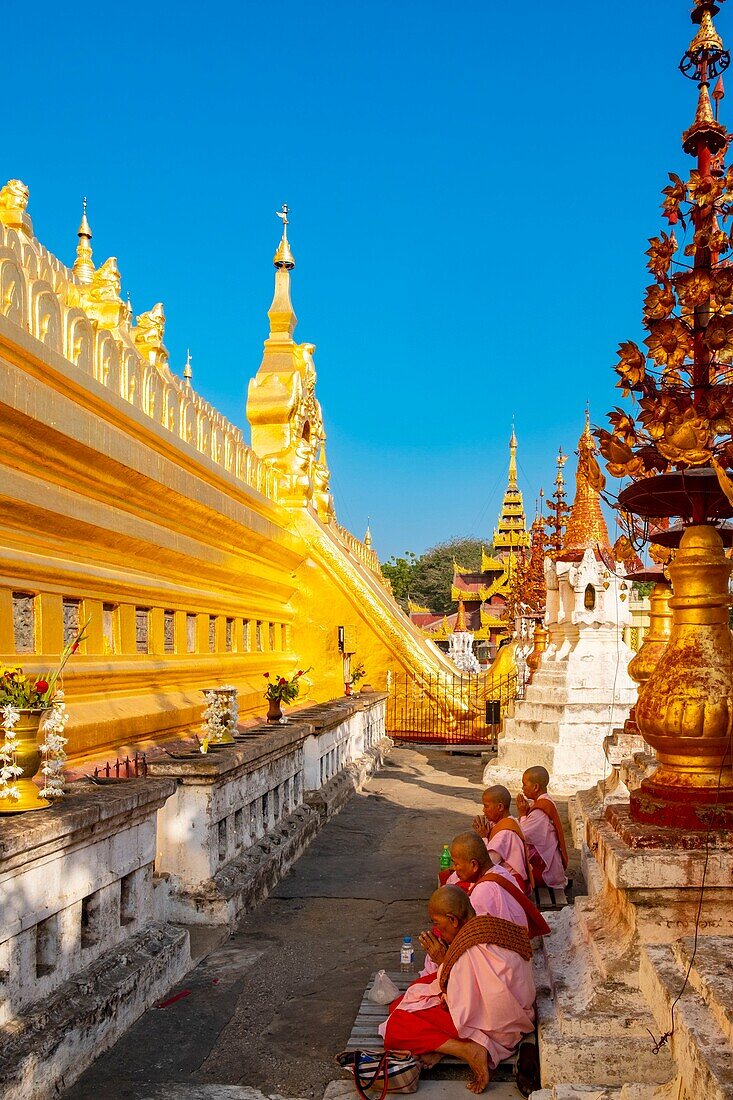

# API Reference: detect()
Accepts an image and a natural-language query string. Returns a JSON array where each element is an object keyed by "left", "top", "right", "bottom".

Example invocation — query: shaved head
[
  {"left": 428, "top": 885, "right": 474, "bottom": 921},
  {"left": 483, "top": 785, "right": 511, "bottom": 810},
  {"left": 451, "top": 831, "right": 491, "bottom": 869},
  {"left": 524, "top": 766, "right": 550, "bottom": 790}
]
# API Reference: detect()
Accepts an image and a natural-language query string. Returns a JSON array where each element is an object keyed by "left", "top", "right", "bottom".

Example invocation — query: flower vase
[
  {"left": 266, "top": 697, "right": 283, "bottom": 724},
  {"left": 0, "top": 708, "right": 51, "bottom": 814}
]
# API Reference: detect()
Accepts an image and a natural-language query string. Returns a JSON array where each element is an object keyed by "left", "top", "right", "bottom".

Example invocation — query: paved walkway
[{"left": 66, "top": 747, "right": 579, "bottom": 1100}]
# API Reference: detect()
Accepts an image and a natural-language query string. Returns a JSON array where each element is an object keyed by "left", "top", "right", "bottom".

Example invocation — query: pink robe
[
  {"left": 483, "top": 822, "right": 530, "bottom": 888},
  {"left": 420, "top": 866, "right": 528, "bottom": 976},
  {"left": 380, "top": 940, "right": 535, "bottom": 1069},
  {"left": 520, "top": 798, "right": 568, "bottom": 889}
]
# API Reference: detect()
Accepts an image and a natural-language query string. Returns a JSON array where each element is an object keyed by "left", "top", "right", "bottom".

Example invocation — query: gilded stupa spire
[
  {"left": 546, "top": 448, "right": 569, "bottom": 560},
  {"left": 268, "top": 204, "right": 297, "bottom": 341},
  {"left": 183, "top": 349, "right": 193, "bottom": 386},
  {"left": 508, "top": 420, "right": 518, "bottom": 488},
  {"left": 454, "top": 597, "right": 468, "bottom": 633},
  {"left": 73, "top": 197, "right": 95, "bottom": 285},
  {"left": 561, "top": 412, "right": 612, "bottom": 560},
  {"left": 492, "top": 426, "right": 530, "bottom": 556},
  {"left": 364, "top": 520, "right": 372, "bottom": 549}
]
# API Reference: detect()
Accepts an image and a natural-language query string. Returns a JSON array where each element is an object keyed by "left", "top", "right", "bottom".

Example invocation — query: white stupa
[
  {"left": 447, "top": 598, "right": 480, "bottom": 673},
  {"left": 485, "top": 415, "right": 637, "bottom": 794}
]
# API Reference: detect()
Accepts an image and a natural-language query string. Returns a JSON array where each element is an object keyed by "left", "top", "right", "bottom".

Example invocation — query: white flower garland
[
  {"left": 38, "top": 699, "right": 69, "bottom": 799},
  {"left": 200, "top": 687, "right": 237, "bottom": 753},
  {"left": 0, "top": 704, "right": 23, "bottom": 802},
  {"left": 0, "top": 700, "right": 70, "bottom": 803}
]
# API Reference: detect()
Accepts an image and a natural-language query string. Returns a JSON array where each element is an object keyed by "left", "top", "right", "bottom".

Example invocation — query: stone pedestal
[
  {"left": 533, "top": 801, "right": 733, "bottom": 1097},
  {"left": 486, "top": 548, "right": 636, "bottom": 795}
]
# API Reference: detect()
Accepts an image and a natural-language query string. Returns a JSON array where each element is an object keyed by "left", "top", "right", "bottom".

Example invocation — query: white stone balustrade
[
  {"left": 0, "top": 778, "right": 190, "bottom": 1100},
  {"left": 149, "top": 694, "right": 390, "bottom": 927}
]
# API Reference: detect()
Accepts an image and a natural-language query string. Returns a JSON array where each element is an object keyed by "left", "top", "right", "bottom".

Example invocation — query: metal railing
[
  {"left": 89, "top": 752, "right": 148, "bottom": 781},
  {"left": 386, "top": 670, "right": 522, "bottom": 746}
]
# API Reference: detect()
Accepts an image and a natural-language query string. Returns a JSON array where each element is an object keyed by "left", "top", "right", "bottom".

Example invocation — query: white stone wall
[
  {"left": 150, "top": 695, "right": 389, "bottom": 924},
  {"left": 0, "top": 778, "right": 190, "bottom": 1100}
]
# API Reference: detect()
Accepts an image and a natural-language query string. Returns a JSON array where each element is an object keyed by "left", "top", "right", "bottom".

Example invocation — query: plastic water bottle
[
  {"left": 439, "top": 845, "right": 451, "bottom": 871},
  {"left": 400, "top": 935, "right": 414, "bottom": 972}
]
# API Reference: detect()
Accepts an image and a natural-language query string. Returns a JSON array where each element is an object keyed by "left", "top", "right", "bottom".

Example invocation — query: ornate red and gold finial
[{"left": 599, "top": 0, "right": 733, "bottom": 829}]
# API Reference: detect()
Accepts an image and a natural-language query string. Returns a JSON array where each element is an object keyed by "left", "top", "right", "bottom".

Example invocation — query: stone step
[
  {"left": 640, "top": 937, "right": 733, "bottom": 1100},
  {"left": 533, "top": 905, "right": 674, "bottom": 1088},
  {"left": 0, "top": 922, "right": 190, "bottom": 1100}
]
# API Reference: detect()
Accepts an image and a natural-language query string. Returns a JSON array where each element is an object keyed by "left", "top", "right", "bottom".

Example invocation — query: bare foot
[
  {"left": 436, "top": 1038, "right": 490, "bottom": 1094},
  {"left": 419, "top": 1053, "right": 443, "bottom": 1069},
  {"left": 464, "top": 1043, "right": 490, "bottom": 1093}
]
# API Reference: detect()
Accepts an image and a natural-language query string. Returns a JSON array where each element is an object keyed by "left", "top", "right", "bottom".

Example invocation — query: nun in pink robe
[{"left": 380, "top": 934, "right": 535, "bottom": 1070}]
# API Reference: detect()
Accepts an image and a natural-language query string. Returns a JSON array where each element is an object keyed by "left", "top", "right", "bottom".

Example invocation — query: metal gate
[{"left": 386, "top": 670, "right": 522, "bottom": 746}]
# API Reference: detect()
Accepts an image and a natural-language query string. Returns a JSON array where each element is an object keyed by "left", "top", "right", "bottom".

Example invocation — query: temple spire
[
  {"left": 73, "top": 197, "right": 94, "bottom": 285},
  {"left": 561, "top": 414, "right": 612, "bottom": 560},
  {"left": 508, "top": 422, "right": 518, "bottom": 488},
  {"left": 454, "top": 597, "right": 468, "bottom": 633},
  {"left": 267, "top": 204, "right": 297, "bottom": 341},
  {"left": 183, "top": 349, "right": 193, "bottom": 386},
  {"left": 492, "top": 426, "right": 529, "bottom": 556},
  {"left": 364, "top": 520, "right": 372, "bottom": 549}
]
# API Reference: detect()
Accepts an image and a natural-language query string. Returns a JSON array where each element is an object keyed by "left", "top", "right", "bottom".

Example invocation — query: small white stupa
[
  {"left": 485, "top": 414, "right": 637, "bottom": 794},
  {"left": 447, "top": 598, "right": 480, "bottom": 674}
]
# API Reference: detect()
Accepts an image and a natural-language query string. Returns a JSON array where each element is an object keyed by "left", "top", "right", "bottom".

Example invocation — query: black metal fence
[{"left": 386, "top": 670, "right": 522, "bottom": 746}]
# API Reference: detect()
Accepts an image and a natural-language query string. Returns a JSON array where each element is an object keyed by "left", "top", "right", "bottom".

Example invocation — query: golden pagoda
[
  {"left": 446, "top": 429, "right": 530, "bottom": 657},
  {"left": 561, "top": 411, "right": 612, "bottom": 562},
  {"left": 492, "top": 426, "right": 530, "bottom": 555}
]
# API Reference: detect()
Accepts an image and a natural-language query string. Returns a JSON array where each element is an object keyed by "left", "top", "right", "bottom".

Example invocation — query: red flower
[
  {"left": 297, "top": 670, "right": 304, "bottom": 677},
  {"left": 71, "top": 641, "right": 80, "bottom": 653},
  {"left": 263, "top": 672, "right": 270, "bottom": 678},
  {"left": 35, "top": 679, "right": 49, "bottom": 693},
  {"left": 279, "top": 677, "right": 286, "bottom": 685}
]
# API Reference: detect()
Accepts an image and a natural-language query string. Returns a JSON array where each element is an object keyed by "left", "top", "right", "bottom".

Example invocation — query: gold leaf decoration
[
  {"left": 712, "top": 457, "right": 733, "bottom": 508},
  {"left": 656, "top": 407, "right": 712, "bottom": 466},
  {"left": 704, "top": 314, "right": 733, "bottom": 363},
  {"left": 643, "top": 282, "right": 676, "bottom": 320},
  {"left": 608, "top": 408, "right": 638, "bottom": 446},
  {"left": 644, "top": 318, "right": 692, "bottom": 367},
  {"left": 675, "top": 269, "right": 713, "bottom": 309},
  {"left": 615, "top": 341, "right": 647, "bottom": 396},
  {"left": 687, "top": 169, "right": 725, "bottom": 206},
  {"left": 646, "top": 231, "right": 678, "bottom": 279}
]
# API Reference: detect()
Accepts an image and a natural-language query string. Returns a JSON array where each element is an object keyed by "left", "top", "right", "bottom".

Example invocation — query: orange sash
[
  {"left": 529, "top": 797, "right": 569, "bottom": 870},
  {"left": 488, "top": 817, "right": 534, "bottom": 888},
  {"left": 469, "top": 872, "right": 551, "bottom": 939}
]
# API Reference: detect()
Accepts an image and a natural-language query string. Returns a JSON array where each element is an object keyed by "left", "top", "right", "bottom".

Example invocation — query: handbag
[{"left": 335, "top": 1048, "right": 421, "bottom": 1100}]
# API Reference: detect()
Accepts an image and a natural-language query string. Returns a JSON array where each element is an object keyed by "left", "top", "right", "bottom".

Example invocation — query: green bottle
[{"left": 439, "top": 844, "right": 451, "bottom": 871}]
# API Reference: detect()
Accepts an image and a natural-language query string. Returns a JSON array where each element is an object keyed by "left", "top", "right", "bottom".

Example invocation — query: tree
[
  {"left": 381, "top": 551, "right": 418, "bottom": 606},
  {"left": 382, "top": 537, "right": 492, "bottom": 615}
]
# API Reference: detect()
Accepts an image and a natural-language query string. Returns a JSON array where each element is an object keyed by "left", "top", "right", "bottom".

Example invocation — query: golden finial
[
  {"left": 454, "top": 597, "right": 468, "bottom": 633},
  {"left": 73, "top": 196, "right": 95, "bottom": 285},
  {"left": 689, "top": 8, "right": 724, "bottom": 58},
  {"left": 682, "top": 81, "right": 727, "bottom": 153},
  {"left": 273, "top": 203, "right": 295, "bottom": 269},
  {"left": 268, "top": 205, "right": 297, "bottom": 340},
  {"left": 364, "top": 518, "right": 372, "bottom": 549},
  {"left": 508, "top": 423, "right": 518, "bottom": 488},
  {"left": 183, "top": 349, "right": 193, "bottom": 385}
]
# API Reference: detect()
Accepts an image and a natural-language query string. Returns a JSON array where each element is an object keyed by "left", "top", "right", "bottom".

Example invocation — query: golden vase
[
  {"left": 0, "top": 708, "right": 51, "bottom": 813},
  {"left": 632, "top": 526, "right": 733, "bottom": 827},
  {"left": 526, "top": 621, "right": 548, "bottom": 682},
  {"left": 623, "top": 579, "right": 673, "bottom": 737}
]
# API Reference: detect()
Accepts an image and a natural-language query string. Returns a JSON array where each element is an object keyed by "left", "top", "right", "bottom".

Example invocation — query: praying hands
[{"left": 419, "top": 930, "right": 447, "bottom": 965}]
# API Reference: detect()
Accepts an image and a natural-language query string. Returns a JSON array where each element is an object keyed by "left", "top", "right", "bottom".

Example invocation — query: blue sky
[{"left": 9, "top": 1, "right": 707, "bottom": 558}]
